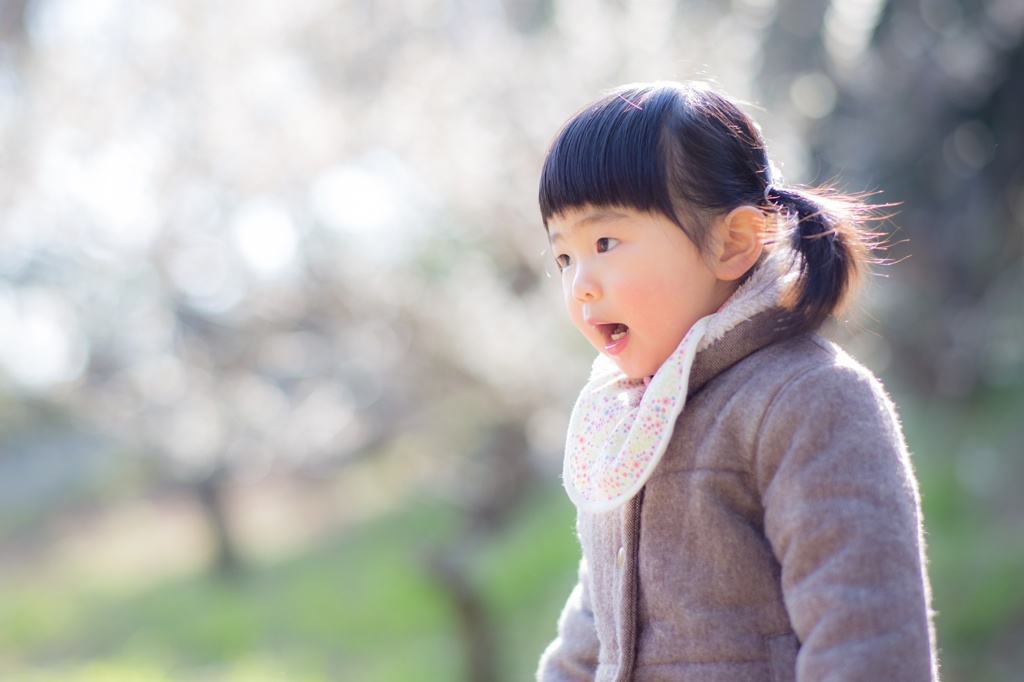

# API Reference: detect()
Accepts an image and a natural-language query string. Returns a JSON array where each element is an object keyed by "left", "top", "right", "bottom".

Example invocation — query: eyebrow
[{"left": 548, "top": 209, "right": 629, "bottom": 245}]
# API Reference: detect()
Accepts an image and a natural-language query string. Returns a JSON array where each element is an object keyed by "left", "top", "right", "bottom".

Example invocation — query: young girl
[{"left": 536, "top": 82, "right": 938, "bottom": 682}]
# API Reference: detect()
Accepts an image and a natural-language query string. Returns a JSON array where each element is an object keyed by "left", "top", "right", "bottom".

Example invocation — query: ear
[{"left": 710, "top": 206, "right": 765, "bottom": 281}]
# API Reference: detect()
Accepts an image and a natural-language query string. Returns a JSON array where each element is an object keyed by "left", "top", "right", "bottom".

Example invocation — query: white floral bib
[{"left": 562, "top": 317, "right": 710, "bottom": 512}]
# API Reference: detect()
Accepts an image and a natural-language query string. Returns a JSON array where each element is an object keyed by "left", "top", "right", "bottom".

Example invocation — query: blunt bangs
[{"left": 539, "top": 85, "right": 680, "bottom": 226}]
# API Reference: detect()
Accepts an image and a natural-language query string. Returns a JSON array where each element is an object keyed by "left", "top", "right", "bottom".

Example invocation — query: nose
[{"left": 571, "top": 262, "right": 601, "bottom": 302}]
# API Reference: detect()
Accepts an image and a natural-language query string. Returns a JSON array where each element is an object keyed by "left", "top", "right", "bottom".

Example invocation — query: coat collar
[{"left": 687, "top": 307, "right": 791, "bottom": 397}]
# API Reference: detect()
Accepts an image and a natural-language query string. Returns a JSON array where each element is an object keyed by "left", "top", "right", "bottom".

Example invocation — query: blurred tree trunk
[
  {"left": 195, "top": 469, "right": 242, "bottom": 578},
  {"left": 429, "top": 551, "right": 499, "bottom": 682},
  {"left": 426, "top": 417, "right": 536, "bottom": 682},
  {"left": 0, "top": 0, "right": 27, "bottom": 43},
  {"left": 759, "top": 0, "right": 829, "bottom": 89}
]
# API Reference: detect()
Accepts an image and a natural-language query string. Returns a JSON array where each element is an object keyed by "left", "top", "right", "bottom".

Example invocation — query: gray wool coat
[{"left": 537, "top": 310, "right": 938, "bottom": 682}]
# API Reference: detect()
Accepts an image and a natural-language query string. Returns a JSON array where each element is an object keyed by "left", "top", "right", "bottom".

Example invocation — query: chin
[{"left": 614, "top": 359, "right": 655, "bottom": 381}]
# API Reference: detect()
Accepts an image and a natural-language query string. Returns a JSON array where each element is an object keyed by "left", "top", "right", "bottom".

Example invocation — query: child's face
[{"left": 548, "top": 206, "right": 729, "bottom": 379}]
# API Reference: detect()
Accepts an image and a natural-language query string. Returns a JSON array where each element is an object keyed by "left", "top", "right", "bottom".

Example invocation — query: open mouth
[{"left": 597, "top": 322, "right": 629, "bottom": 350}]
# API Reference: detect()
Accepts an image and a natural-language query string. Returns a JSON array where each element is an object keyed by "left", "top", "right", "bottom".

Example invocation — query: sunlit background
[{"left": 0, "top": 0, "right": 1021, "bottom": 680}]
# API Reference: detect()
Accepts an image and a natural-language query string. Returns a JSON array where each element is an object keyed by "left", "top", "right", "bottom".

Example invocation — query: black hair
[{"left": 539, "top": 81, "right": 875, "bottom": 334}]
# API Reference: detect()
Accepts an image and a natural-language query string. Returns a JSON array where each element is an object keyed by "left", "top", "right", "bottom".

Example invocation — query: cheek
[
  {"left": 619, "top": 274, "right": 673, "bottom": 319},
  {"left": 626, "top": 273, "right": 706, "bottom": 335}
]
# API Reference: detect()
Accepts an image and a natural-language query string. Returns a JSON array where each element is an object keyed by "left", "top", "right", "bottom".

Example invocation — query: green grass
[
  {"left": 2, "top": 387, "right": 1023, "bottom": 682},
  {"left": 0, "top": 484, "right": 580, "bottom": 682},
  {"left": 896, "top": 384, "right": 1024, "bottom": 681}
]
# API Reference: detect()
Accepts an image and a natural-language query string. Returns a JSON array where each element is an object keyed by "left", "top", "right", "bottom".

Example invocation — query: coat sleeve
[
  {"left": 756, "top": 360, "right": 939, "bottom": 682},
  {"left": 536, "top": 557, "right": 600, "bottom": 682}
]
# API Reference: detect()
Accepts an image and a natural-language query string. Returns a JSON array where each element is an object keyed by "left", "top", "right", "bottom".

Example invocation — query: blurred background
[{"left": 0, "top": 0, "right": 1021, "bottom": 680}]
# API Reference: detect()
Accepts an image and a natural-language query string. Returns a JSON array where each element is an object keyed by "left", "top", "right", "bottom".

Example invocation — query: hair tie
[{"left": 763, "top": 183, "right": 776, "bottom": 205}]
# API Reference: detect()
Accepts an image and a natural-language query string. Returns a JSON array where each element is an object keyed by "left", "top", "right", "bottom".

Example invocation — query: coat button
[{"left": 616, "top": 546, "right": 625, "bottom": 567}]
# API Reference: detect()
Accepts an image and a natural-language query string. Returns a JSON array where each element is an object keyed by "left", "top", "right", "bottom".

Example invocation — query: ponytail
[{"left": 766, "top": 186, "right": 876, "bottom": 334}]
